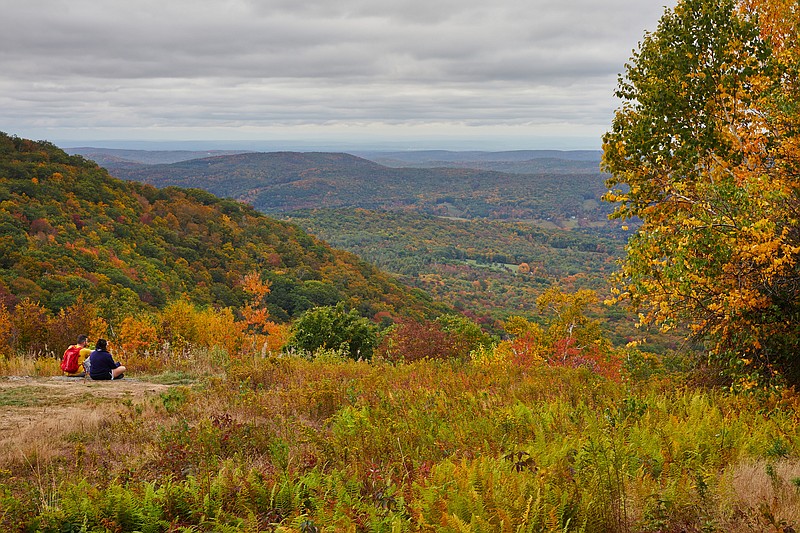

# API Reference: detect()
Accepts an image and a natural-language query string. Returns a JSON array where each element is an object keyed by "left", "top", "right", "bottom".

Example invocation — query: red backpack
[{"left": 60, "top": 345, "right": 82, "bottom": 374}]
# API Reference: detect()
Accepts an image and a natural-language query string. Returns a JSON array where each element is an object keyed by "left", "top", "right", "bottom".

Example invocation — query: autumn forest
[{"left": 1, "top": 0, "right": 800, "bottom": 531}]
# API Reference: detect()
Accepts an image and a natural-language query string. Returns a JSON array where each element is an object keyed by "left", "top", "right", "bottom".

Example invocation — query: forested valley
[{"left": 78, "top": 143, "right": 661, "bottom": 348}]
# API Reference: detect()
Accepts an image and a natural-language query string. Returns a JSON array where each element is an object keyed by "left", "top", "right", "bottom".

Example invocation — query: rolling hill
[{"left": 110, "top": 151, "right": 615, "bottom": 228}]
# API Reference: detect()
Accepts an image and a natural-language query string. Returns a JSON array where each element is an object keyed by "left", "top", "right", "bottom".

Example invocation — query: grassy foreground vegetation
[{"left": 2, "top": 349, "right": 799, "bottom": 532}]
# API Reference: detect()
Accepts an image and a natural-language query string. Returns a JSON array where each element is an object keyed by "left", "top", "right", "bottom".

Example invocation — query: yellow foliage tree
[
  {"left": 603, "top": 0, "right": 800, "bottom": 383},
  {"left": 490, "top": 289, "right": 618, "bottom": 378},
  {"left": 159, "top": 299, "right": 199, "bottom": 353},
  {"left": 193, "top": 306, "right": 244, "bottom": 355},
  {"left": 0, "top": 305, "right": 12, "bottom": 357},
  {"left": 536, "top": 287, "right": 608, "bottom": 363},
  {"left": 116, "top": 314, "right": 159, "bottom": 359},
  {"left": 158, "top": 298, "right": 246, "bottom": 356}
]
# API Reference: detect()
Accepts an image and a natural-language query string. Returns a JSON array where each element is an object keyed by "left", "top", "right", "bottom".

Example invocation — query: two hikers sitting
[
  {"left": 61, "top": 335, "right": 127, "bottom": 380},
  {"left": 60, "top": 334, "right": 92, "bottom": 377}
]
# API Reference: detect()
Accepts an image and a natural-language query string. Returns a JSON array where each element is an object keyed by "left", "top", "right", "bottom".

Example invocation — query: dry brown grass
[
  {"left": 0, "top": 377, "right": 171, "bottom": 468},
  {"left": 3, "top": 407, "right": 110, "bottom": 465},
  {"left": 718, "top": 458, "right": 800, "bottom": 531}
]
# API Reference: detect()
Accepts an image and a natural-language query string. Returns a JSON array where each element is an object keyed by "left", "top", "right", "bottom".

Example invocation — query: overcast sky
[{"left": 0, "top": 0, "right": 675, "bottom": 150}]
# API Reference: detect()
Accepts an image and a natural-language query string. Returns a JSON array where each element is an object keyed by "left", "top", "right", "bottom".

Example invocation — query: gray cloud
[{"left": 0, "top": 0, "right": 675, "bottom": 148}]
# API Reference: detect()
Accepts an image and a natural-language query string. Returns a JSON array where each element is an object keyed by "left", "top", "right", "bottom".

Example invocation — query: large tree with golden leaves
[{"left": 603, "top": 0, "right": 800, "bottom": 383}]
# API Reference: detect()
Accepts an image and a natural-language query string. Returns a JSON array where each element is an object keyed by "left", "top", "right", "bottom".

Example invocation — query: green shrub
[{"left": 287, "top": 303, "right": 378, "bottom": 360}]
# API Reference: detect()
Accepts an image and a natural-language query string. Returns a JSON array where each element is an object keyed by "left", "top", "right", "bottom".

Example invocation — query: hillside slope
[{"left": 0, "top": 133, "right": 445, "bottom": 322}]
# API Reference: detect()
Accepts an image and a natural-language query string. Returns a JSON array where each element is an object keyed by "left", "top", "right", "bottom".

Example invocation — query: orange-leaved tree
[
  {"left": 603, "top": 0, "right": 800, "bottom": 383},
  {"left": 240, "top": 271, "right": 288, "bottom": 355}
]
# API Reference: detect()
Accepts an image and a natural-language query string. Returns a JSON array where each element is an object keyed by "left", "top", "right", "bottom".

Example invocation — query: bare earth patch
[{"left": 0, "top": 376, "right": 171, "bottom": 464}]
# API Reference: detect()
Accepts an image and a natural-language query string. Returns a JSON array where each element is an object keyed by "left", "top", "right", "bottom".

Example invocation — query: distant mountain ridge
[
  {"left": 65, "top": 146, "right": 603, "bottom": 175},
  {"left": 111, "top": 151, "right": 614, "bottom": 228},
  {"left": 352, "top": 150, "right": 603, "bottom": 175},
  {"left": 65, "top": 147, "right": 601, "bottom": 165},
  {"left": 64, "top": 147, "right": 252, "bottom": 171},
  {"left": 354, "top": 149, "right": 602, "bottom": 163}
]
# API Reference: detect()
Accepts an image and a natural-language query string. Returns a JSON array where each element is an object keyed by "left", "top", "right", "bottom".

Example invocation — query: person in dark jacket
[{"left": 88, "top": 338, "right": 126, "bottom": 380}]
